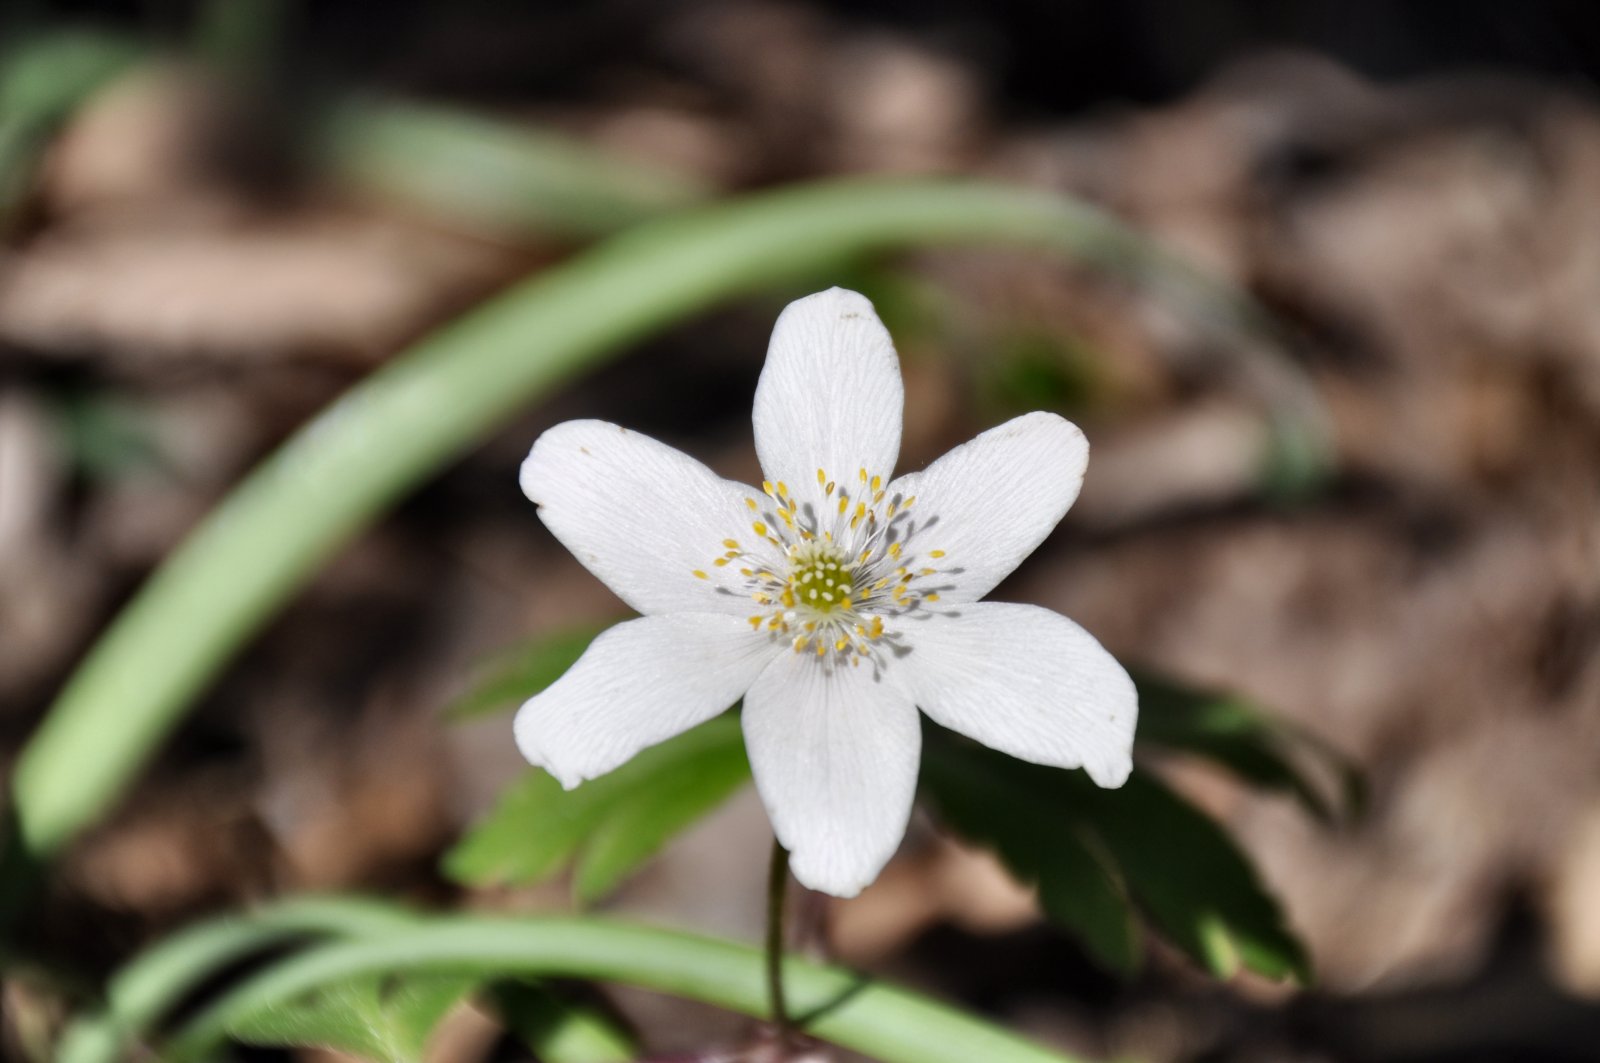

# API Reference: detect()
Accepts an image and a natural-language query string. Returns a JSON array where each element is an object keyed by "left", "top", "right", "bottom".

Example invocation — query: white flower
[{"left": 515, "top": 288, "right": 1137, "bottom": 897}]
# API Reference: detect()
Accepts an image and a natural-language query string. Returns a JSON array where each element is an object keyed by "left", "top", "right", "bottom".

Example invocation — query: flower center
[
  {"left": 787, "top": 542, "right": 853, "bottom": 614},
  {"left": 691, "top": 465, "right": 949, "bottom": 665}
]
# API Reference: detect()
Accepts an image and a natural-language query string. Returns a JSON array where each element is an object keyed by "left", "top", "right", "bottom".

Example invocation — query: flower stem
[{"left": 766, "top": 837, "right": 792, "bottom": 1043}]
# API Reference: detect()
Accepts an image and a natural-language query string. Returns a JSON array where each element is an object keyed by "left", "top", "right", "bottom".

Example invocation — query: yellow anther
[
  {"left": 837, "top": 496, "right": 847, "bottom": 515},
  {"left": 870, "top": 474, "right": 882, "bottom": 493},
  {"left": 930, "top": 550, "right": 946, "bottom": 558},
  {"left": 920, "top": 568, "right": 936, "bottom": 576},
  {"left": 693, "top": 570, "right": 709, "bottom": 579},
  {"left": 859, "top": 547, "right": 873, "bottom": 562},
  {"left": 903, "top": 496, "right": 916, "bottom": 509},
  {"left": 926, "top": 593, "right": 941, "bottom": 603},
  {"left": 854, "top": 501, "right": 866, "bottom": 520},
  {"left": 763, "top": 480, "right": 775, "bottom": 497},
  {"left": 753, "top": 592, "right": 771, "bottom": 604},
  {"left": 835, "top": 637, "right": 850, "bottom": 652},
  {"left": 746, "top": 498, "right": 759, "bottom": 510},
  {"left": 777, "top": 481, "right": 789, "bottom": 499},
  {"left": 752, "top": 522, "right": 768, "bottom": 537},
  {"left": 826, "top": 480, "right": 836, "bottom": 497},
  {"left": 815, "top": 641, "right": 826, "bottom": 657},
  {"left": 714, "top": 558, "right": 729, "bottom": 567},
  {"left": 794, "top": 636, "right": 808, "bottom": 652},
  {"left": 888, "top": 542, "right": 902, "bottom": 559},
  {"left": 873, "top": 491, "right": 886, "bottom": 504},
  {"left": 723, "top": 539, "right": 739, "bottom": 549},
  {"left": 872, "top": 577, "right": 889, "bottom": 590},
  {"left": 817, "top": 468, "right": 826, "bottom": 485},
  {"left": 859, "top": 467, "right": 868, "bottom": 482},
  {"left": 749, "top": 616, "right": 763, "bottom": 628}
]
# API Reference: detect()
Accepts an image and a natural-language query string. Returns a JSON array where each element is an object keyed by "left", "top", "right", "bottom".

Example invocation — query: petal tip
[
  {"left": 1086, "top": 754, "right": 1134, "bottom": 789},
  {"left": 787, "top": 849, "right": 872, "bottom": 899}
]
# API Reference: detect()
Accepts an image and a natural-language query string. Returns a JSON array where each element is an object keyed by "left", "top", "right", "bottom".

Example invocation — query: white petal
[
  {"left": 742, "top": 651, "right": 920, "bottom": 897},
  {"left": 521, "top": 420, "right": 775, "bottom": 616},
  {"left": 900, "top": 602, "right": 1136, "bottom": 787},
  {"left": 752, "top": 289, "right": 904, "bottom": 508},
  {"left": 515, "top": 613, "right": 777, "bottom": 788},
  {"left": 888, "top": 412, "right": 1088, "bottom": 603}
]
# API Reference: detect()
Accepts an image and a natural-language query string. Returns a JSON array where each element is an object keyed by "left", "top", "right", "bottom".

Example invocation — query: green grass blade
[
  {"left": 157, "top": 913, "right": 1086, "bottom": 1063},
  {"left": 318, "top": 97, "right": 709, "bottom": 238},
  {"left": 55, "top": 897, "right": 631, "bottom": 1063}
]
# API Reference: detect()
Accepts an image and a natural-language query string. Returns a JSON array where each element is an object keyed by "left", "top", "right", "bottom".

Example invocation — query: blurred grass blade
[
  {"left": 922, "top": 726, "right": 1310, "bottom": 982},
  {"left": 318, "top": 97, "right": 710, "bottom": 239},
  {"left": 55, "top": 896, "right": 629, "bottom": 1063},
  {"left": 1134, "top": 672, "right": 1364, "bottom": 823},
  {"left": 8, "top": 175, "right": 1314, "bottom": 881},
  {"left": 445, "top": 712, "right": 749, "bottom": 902},
  {"left": 154, "top": 911, "right": 1086, "bottom": 1063},
  {"left": 445, "top": 621, "right": 614, "bottom": 721},
  {"left": 55, "top": 897, "right": 420, "bottom": 1063}
]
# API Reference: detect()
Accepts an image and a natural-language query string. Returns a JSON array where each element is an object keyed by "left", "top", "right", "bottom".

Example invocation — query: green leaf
[
  {"left": 445, "top": 622, "right": 613, "bottom": 721},
  {"left": 1134, "top": 672, "right": 1364, "bottom": 824},
  {"left": 228, "top": 971, "right": 478, "bottom": 1062},
  {"left": 922, "top": 726, "right": 1309, "bottom": 983},
  {"left": 920, "top": 739, "right": 1138, "bottom": 974},
  {"left": 444, "top": 712, "right": 751, "bottom": 900},
  {"left": 489, "top": 981, "right": 635, "bottom": 1063}
]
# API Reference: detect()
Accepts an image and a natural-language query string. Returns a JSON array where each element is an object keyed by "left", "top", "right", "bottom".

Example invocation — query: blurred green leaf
[
  {"left": 982, "top": 331, "right": 1105, "bottom": 417},
  {"left": 228, "top": 971, "right": 478, "bottom": 1062},
  {"left": 1134, "top": 673, "right": 1363, "bottom": 824},
  {"left": 922, "top": 726, "right": 1310, "bottom": 983},
  {"left": 51, "top": 392, "right": 165, "bottom": 482},
  {"left": 0, "top": 29, "right": 142, "bottom": 222},
  {"left": 445, "top": 622, "right": 614, "bottom": 721},
  {"left": 445, "top": 712, "right": 750, "bottom": 900},
  {"left": 489, "top": 981, "right": 635, "bottom": 1063}
]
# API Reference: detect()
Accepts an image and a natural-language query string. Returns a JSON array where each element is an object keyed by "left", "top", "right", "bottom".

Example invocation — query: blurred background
[{"left": 5, "top": 1, "right": 1600, "bottom": 1060}]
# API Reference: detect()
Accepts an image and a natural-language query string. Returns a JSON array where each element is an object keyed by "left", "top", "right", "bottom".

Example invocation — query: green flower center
[{"left": 787, "top": 544, "right": 855, "bottom": 614}]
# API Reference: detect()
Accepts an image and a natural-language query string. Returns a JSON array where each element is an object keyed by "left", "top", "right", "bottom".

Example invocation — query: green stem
[
  {"left": 153, "top": 914, "right": 1084, "bottom": 1063},
  {"left": 766, "top": 838, "right": 792, "bottom": 1042}
]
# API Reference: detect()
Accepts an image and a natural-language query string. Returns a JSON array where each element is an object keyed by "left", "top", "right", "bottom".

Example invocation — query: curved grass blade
[{"left": 155, "top": 911, "right": 1087, "bottom": 1063}]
